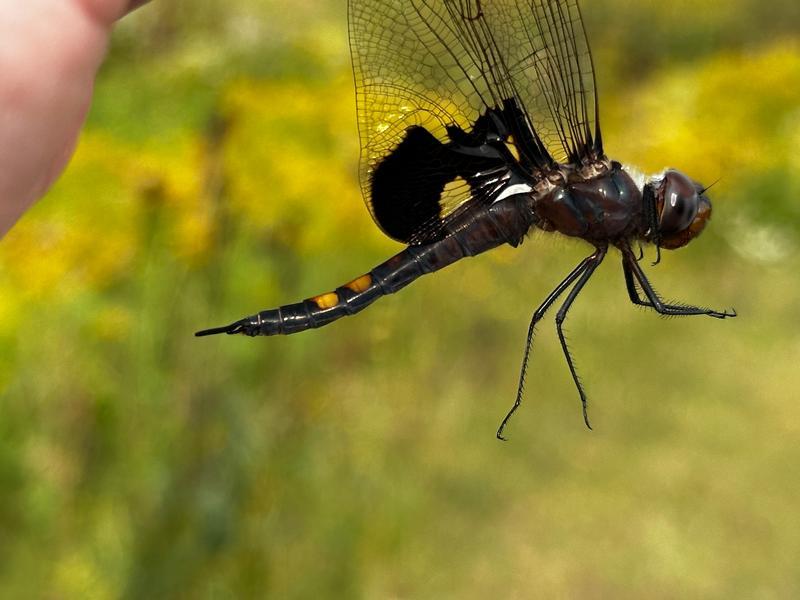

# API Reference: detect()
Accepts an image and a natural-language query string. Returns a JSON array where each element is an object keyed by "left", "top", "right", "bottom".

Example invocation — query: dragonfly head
[{"left": 643, "top": 169, "right": 712, "bottom": 250}]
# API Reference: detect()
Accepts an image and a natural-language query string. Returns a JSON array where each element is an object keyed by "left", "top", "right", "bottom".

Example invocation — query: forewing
[
  {"left": 490, "top": 0, "right": 603, "bottom": 164},
  {"left": 349, "top": 0, "right": 603, "bottom": 244}
]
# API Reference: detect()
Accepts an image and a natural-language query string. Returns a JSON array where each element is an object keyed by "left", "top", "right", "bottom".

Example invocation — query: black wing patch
[
  {"left": 372, "top": 127, "right": 461, "bottom": 243},
  {"left": 371, "top": 124, "right": 514, "bottom": 244}
]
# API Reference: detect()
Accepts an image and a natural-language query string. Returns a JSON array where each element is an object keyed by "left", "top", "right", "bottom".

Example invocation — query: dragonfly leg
[
  {"left": 496, "top": 247, "right": 603, "bottom": 441},
  {"left": 554, "top": 246, "right": 607, "bottom": 430},
  {"left": 623, "top": 259, "right": 651, "bottom": 309},
  {"left": 622, "top": 247, "right": 736, "bottom": 319}
]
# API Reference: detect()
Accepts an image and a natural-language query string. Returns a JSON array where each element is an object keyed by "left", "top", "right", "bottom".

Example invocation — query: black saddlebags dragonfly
[{"left": 197, "top": 0, "right": 736, "bottom": 437}]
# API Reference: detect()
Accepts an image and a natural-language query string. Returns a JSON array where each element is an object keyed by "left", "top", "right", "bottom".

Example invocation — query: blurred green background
[{"left": 1, "top": 1, "right": 799, "bottom": 597}]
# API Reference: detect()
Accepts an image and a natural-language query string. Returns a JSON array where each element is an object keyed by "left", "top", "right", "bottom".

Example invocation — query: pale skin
[{"left": 0, "top": 0, "right": 149, "bottom": 238}]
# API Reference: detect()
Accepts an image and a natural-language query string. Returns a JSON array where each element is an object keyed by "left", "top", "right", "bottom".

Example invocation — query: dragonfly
[{"left": 197, "top": 0, "right": 736, "bottom": 438}]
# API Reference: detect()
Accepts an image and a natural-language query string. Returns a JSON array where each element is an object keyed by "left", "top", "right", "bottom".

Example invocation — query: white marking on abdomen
[{"left": 493, "top": 183, "right": 534, "bottom": 203}]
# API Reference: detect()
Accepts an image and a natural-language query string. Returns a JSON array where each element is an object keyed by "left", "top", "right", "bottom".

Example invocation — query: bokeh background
[{"left": 1, "top": 0, "right": 799, "bottom": 597}]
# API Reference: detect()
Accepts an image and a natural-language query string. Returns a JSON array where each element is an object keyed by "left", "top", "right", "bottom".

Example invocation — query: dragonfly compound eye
[{"left": 657, "top": 170, "right": 712, "bottom": 249}]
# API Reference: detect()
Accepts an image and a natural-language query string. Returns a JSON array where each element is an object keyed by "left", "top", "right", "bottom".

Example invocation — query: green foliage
[{"left": 1, "top": 1, "right": 799, "bottom": 597}]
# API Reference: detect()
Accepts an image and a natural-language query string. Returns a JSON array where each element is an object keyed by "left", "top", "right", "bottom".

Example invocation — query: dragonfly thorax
[{"left": 533, "top": 162, "right": 643, "bottom": 243}]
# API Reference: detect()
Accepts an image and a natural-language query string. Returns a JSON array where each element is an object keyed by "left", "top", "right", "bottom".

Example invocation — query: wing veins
[
  {"left": 546, "top": 2, "right": 582, "bottom": 161},
  {"left": 559, "top": 1, "right": 592, "bottom": 153}
]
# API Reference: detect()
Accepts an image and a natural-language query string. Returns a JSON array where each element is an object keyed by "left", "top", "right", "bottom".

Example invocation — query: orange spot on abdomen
[
  {"left": 310, "top": 292, "right": 339, "bottom": 309},
  {"left": 345, "top": 274, "right": 372, "bottom": 293}
]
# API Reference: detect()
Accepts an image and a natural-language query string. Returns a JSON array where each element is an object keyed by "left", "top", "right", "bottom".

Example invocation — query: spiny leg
[
  {"left": 496, "top": 252, "right": 598, "bottom": 441},
  {"left": 623, "top": 261, "right": 684, "bottom": 312},
  {"left": 623, "top": 261, "right": 693, "bottom": 314},
  {"left": 555, "top": 246, "right": 607, "bottom": 430},
  {"left": 623, "top": 259, "right": 649, "bottom": 308},
  {"left": 622, "top": 247, "right": 736, "bottom": 319}
]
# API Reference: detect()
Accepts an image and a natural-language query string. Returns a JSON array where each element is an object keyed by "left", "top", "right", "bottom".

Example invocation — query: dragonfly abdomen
[{"left": 195, "top": 193, "right": 536, "bottom": 338}]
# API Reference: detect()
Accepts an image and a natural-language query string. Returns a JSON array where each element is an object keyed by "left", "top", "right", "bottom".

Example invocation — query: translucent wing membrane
[{"left": 349, "top": 0, "right": 603, "bottom": 244}]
